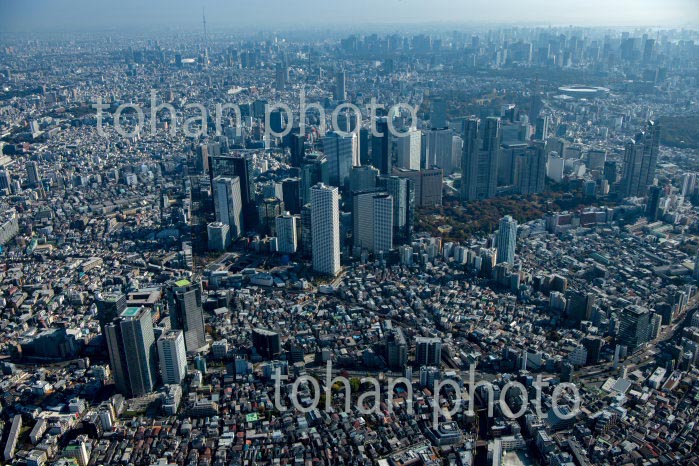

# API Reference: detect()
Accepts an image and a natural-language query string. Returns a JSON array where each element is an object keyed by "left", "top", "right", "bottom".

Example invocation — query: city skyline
[
  {"left": 1, "top": 6, "right": 699, "bottom": 465},
  {"left": 0, "top": 0, "right": 698, "bottom": 33}
]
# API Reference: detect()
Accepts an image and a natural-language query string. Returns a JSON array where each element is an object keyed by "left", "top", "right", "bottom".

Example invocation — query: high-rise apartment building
[
  {"left": 496, "top": 215, "right": 518, "bottom": 265},
  {"left": 311, "top": 183, "right": 341, "bottom": 276}
]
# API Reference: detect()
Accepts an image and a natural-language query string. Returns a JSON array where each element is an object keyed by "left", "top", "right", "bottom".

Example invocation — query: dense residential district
[{"left": 0, "top": 24, "right": 698, "bottom": 466}]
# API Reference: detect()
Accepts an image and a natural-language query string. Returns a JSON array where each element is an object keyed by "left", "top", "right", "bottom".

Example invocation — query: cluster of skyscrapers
[{"left": 97, "top": 279, "right": 205, "bottom": 397}]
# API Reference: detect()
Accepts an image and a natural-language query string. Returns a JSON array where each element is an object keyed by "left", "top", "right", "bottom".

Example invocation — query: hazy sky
[{"left": 1, "top": 0, "right": 697, "bottom": 32}]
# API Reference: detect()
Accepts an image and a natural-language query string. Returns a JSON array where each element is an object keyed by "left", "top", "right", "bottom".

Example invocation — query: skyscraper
[
  {"left": 105, "top": 306, "right": 157, "bottom": 397},
  {"left": 396, "top": 128, "right": 422, "bottom": 170},
  {"left": 26, "top": 161, "right": 40, "bottom": 188},
  {"left": 620, "top": 120, "right": 660, "bottom": 198},
  {"left": 300, "top": 203, "right": 313, "bottom": 257},
  {"left": 95, "top": 292, "right": 126, "bottom": 334},
  {"left": 498, "top": 142, "right": 527, "bottom": 186},
  {"left": 618, "top": 305, "right": 650, "bottom": 353},
  {"left": 288, "top": 132, "right": 305, "bottom": 168},
  {"left": 275, "top": 212, "right": 298, "bottom": 254},
  {"left": 0, "top": 168, "right": 11, "bottom": 193},
  {"left": 157, "top": 330, "right": 187, "bottom": 385},
  {"left": 333, "top": 70, "right": 346, "bottom": 101},
  {"left": 281, "top": 177, "right": 301, "bottom": 214},
  {"left": 461, "top": 117, "right": 500, "bottom": 201},
  {"left": 352, "top": 191, "right": 393, "bottom": 254},
  {"left": 371, "top": 119, "right": 391, "bottom": 175},
  {"left": 423, "top": 128, "right": 455, "bottom": 173},
  {"left": 681, "top": 173, "right": 697, "bottom": 198},
  {"left": 301, "top": 153, "right": 329, "bottom": 205},
  {"left": 311, "top": 183, "right": 341, "bottom": 276},
  {"left": 275, "top": 62, "right": 287, "bottom": 90},
  {"left": 207, "top": 222, "right": 230, "bottom": 251},
  {"left": 430, "top": 98, "right": 447, "bottom": 129},
  {"left": 515, "top": 143, "right": 547, "bottom": 195},
  {"left": 534, "top": 115, "right": 549, "bottom": 141},
  {"left": 349, "top": 165, "right": 379, "bottom": 193},
  {"left": 195, "top": 144, "right": 209, "bottom": 173},
  {"left": 646, "top": 185, "right": 662, "bottom": 221},
  {"left": 167, "top": 279, "right": 207, "bottom": 353},
  {"left": 322, "top": 131, "right": 359, "bottom": 189},
  {"left": 252, "top": 328, "right": 282, "bottom": 359},
  {"left": 392, "top": 167, "right": 443, "bottom": 208},
  {"left": 380, "top": 175, "right": 414, "bottom": 245},
  {"left": 604, "top": 160, "right": 618, "bottom": 184},
  {"left": 415, "top": 337, "right": 442, "bottom": 367},
  {"left": 587, "top": 149, "right": 607, "bottom": 171},
  {"left": 213, "top": 176, "right": 244, "bottom": 239},
  {"left": 257, "top": 197, "right": 284, "bottom": 236},
  {"left": 210, "top": 154, "right": 256, "bottom": 227},
  {"left": 372, "top": 193, "right": 394, "bottom": 254},
  {"left": 496, "top": 215, "right": 518, "bottom": 265}
]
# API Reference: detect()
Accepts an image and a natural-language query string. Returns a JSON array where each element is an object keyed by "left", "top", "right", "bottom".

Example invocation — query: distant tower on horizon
[{"left": 202, "top": 8, "right": 209, "bottom": 70}]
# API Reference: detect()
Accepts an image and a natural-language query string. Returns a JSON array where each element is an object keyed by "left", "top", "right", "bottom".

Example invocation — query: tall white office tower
[
  {"left": 322, "top": 131, "right": 359, "bottom": 189},
  {"left": 693, "top": 249, "right": 699, "bottom": 281},
  {"left": 353, "top": 192, "right": 394, "bottom": 253},
  {"left": 311, "top": 183, "right": 341, "bottom": 276},
  {"left": 396, "top": 128, "right": 422, "bottom": 170},
  {"left": 213, "top": 176, "right": 244, "bottom": 239},
  {"left": 157, "top": 330, "right": 187, "bottom": 384},
  {"left": 496, "top": 215, "right": 518, "bottom": 265},
  {"left": 275, "top": 211, "right": 298, "bottom": 254}
]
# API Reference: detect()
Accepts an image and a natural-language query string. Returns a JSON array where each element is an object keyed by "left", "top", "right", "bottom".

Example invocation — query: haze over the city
[
  {"left": 1, "top": 0, "right": 698, "bottom": 32},
  {"left": 2, "top": 0, "right": 699, "bottom": 464}
]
